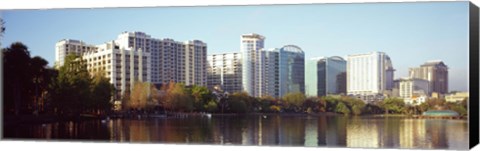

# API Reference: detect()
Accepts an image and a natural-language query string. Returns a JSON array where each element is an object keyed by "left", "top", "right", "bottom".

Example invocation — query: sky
[{"left": 0, "top": 1, "right": 470, "bottom": 91}]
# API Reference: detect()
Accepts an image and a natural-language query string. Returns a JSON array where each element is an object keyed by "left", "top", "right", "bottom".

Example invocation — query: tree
[
  {"left": 91, "top": 71, "right": 114, "bottom": 114},
  {"left": 128, "top": 81, "right": 151, "bottom": 110},
  {"left": 379, "top": 97, "right": 405, "bottom": 114},
  {"left": 3, "top": 42, "right": 32, "bottom": 115},
  {"left": 282, "top": 92, "right": 306, "bottom": 112},
  {"left": 335, "top": 102, "right": 350, "bottom": 115},
  {"left": 49, "top": 54, "right": 91, "bottom": 115},
  {"left": 190, "top": 85, "right": 212, "bottom": 111}
]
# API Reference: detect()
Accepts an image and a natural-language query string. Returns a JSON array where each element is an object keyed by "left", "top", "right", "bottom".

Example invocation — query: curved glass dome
[{"left": 280, "top": 45, "right": 304, "bottom": 54}]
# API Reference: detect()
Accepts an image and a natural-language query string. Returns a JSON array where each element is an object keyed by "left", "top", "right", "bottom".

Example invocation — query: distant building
[
  {"left": 445, "top": 92, "right": 469, "bottom": 103},
  {"left": 55, "top": 39, "right": 97, "bottom": 67},
  {"left": 305, "top": 56, "right": 346, "bottom": 97},
  {"left": 83, "top": 41, "right": 151, "bottom": 96},
  {"left": 409, "top": 60, "right": 448, "bottom": 94},
  {"left": 278, "top": 45, "right": 305, "bottom": 97},
  {"left": 397, "top": 78, "right": 430, "bottom": 105},
  {"left": 207, "top": 52, "right": 243, "bottom": 93},
  {"left": 347, "top": 51, "right": 395, "bottom": 103},
  {"left": 241, "top": 33, "right": 265, "bottom": 97},
  {"left": 240, "top": 33, "right": 304, "bottom": 98}
]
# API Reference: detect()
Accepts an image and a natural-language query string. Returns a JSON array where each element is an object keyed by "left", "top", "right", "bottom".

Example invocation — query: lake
[{"left": 3, "top": 114, "right": 469, "bottom": 150}]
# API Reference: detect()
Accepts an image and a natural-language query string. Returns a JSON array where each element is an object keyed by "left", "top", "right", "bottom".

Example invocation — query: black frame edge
[{"left": 469, "top": 1, "right": 479, "bottom": 149}]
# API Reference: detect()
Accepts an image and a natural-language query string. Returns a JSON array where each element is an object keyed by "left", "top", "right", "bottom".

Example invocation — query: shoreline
[{"left": 4, "top": 112, "right": 467, "bottom": 125}]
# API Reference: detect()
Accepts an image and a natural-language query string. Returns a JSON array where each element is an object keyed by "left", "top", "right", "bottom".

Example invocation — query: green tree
[
  {"left": 282, "top": 92, "right": 306, "bottom": 112},
  {"left": 379, "top": 97, "right": 405, "bottom": 114},
  {"left": 49, "top": 54, "right": 92, "bottom": 115},
  {"left": 190, "top": 85, "right": 212, "bottom": 111},
  {"left": 335, "top": 102, "right": 350, "bottom": 115},
  {"left": 91, "top": 71, "right": 114, "bottom": 114}
]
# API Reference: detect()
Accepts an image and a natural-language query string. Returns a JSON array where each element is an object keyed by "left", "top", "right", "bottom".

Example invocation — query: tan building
[
  {"left": 409, "top": 60, "right": 448, "bottom": 94},
  {"left": 445, "top": 92, "right": 469, "bottom": 103}
]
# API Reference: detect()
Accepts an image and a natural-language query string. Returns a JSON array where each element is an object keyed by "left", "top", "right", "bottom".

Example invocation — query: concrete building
[
  {"left": 305, "top": 56, "right": 346, "bottom": 97},
  {"left": 347, "top": 51, "right": 395, "bottom": 103},
  {"left": 207, "top": 52, "right": 243, "bottom": 93},
  {"left": 241, "top": 33, "right": 265, "bottom": 97},
  {"left": 55, "top": 31, "right": 207, "bottom": 98},
  {"left": 409, "top": 60, "right": 448, "bottom": 94},
  {"left": 397, "top": 78, "right": 430, "bottom": 105},
  {"left": 55, "top": 39, "right": 97, "bottom": 67},
  {"left": 82, "top": 41, "right": 151, "bottom": 96},
  {"left": 445, "top": 92, "right": 469, "bottom": 103}
]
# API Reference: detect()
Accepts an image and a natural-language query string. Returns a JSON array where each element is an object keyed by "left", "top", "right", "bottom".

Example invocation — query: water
[{"left": 3, "top": 115, "right": 469, "bottom": 150}]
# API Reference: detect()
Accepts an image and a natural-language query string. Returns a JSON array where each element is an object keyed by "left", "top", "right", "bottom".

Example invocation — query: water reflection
[{"left": 3, "top": 115, "right": 468, "bottom": 150}]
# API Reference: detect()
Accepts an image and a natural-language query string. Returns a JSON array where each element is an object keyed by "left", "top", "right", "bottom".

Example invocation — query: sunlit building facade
[
  {"left": 347, "top": 51, "right": 395, "bottom": 103},
  {"left": 241, "top": 33, "right": 265, "bottom": 97},
  {"left": 55, "top": 39, "right": 97, "bottom": 67},
  {"left": 398, "top": 78, "right": 430, "bottom": 105},
  {"left": 409, "top": 60, "right": 449, "bottom": 94},
  {"left": 207, "top": 52, "right": 243, "bottom": 93}
]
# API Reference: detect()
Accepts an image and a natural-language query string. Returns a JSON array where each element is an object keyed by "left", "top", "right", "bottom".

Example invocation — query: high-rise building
[
  {"left": 55, "top": 39, "right": 97, "bottom": 67},
  {"left": 239, "top": 33, "right": 304, "bottom": 98},
  {"left": 305, "top": 56, "right": 346, "bottom": 97},
  {"left": 83, "top": 41, "right": 151, "bottom": 96},
  {"left": 207, "top": 52, "right": 243, "bottom": 93},
  {"left": 278, "top": 45, "right": 305, "bottom": 97},
  {"left": 409, "top": 60, "right": 448, "bottom": 94},
  {"left": 397, "top": 78, "right": 430, "bottom": 105},
  {"left": 55, "top": 31, "right": 207, "bottom": 97},
  {"left": 241, "top": 33, "right": 265, "bottom": 97},
  {"left": 347, "top": 51, "right": 395, "bottom": 102}
]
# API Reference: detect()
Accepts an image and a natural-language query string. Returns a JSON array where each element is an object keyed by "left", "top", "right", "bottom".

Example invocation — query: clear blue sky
[{"left": 1, "top": 2, "right": 470, "bottom": 91}]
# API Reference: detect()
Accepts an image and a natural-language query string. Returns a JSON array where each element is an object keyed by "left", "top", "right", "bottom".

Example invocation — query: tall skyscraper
[
  {"left": 347, "top": 51, "right": 394, "bottom": 102},
  {"left": 409, "top": 60, "right": 448, "bottom": 94},
  {"left": 305, "top": 56, "right": 346, "bottom": 97},
  {"left": 240, "top": 33, "right": 265, "bottom": 97},
  {"left": 207, "top": 52, "right": 243, "bottom": 93},
  {"left": 278, "top": 45, "right": 305, "bottom": 97},
  {"left": 239, "top": 33, "right": 304, "bottom": 98}
]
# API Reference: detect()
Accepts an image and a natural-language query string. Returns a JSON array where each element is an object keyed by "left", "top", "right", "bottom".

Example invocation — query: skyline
[{"left": 1, "top": 1, "right": 469, "bottom": 91}]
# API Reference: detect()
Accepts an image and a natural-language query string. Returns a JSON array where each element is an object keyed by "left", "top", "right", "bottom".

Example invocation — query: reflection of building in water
[
  {"left": 346, "top": 118, "right": 379, "bottom": 148},
  {"left": 326, "top": 116, "right": 347, "bottom": 146},
  {"left": 129, "top": 120, "right": 151, "bottom": 142},
  {"left": 426, "top": 120, "right": 449, "bottom": 149},
  {"left": 317, "top": 116, "right": 327, "bottom": 146},
  {"left": 445, "top": 120, "right": 468, "bottom": 149},
  {"left": 304, "top": 116, "right": 318, "bottom": 147},
  {"left": 399, "top": 119, "right": 426, "bottom": 148}
]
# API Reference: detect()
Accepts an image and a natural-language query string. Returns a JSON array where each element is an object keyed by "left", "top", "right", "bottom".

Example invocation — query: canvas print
[{"left": 1, "top": 1, "right": 476, "bottom": 150}]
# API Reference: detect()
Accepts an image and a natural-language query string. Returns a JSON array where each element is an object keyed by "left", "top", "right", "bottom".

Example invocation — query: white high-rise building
[
  {"left": 82, "top": 41, "right": 151, "bottom": 96},
  {"left": 207, "top": 52, "right": 242, "bottom": 93},
  {"left": 55, "top": 31, "right": 207, "bottom": 98},
  {"left": 397, "top": 78, "right": 430, "bottom": 105},
  {"left": 347, "top": 51, "right": 394, "bottom": 102},
  {"left": 241, "top": 33, "right": 265, "bottom": 97},
  {"left": 55, "top": 39, "right": 97, "bottom": 67}
]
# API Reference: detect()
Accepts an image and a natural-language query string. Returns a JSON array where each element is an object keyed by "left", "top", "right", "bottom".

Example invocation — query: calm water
[{"left": 3, "top": 115, "right": 469, "bottom": 150}]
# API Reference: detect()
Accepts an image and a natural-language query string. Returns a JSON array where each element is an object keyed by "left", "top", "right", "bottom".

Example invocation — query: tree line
[{"left": 3, "top": 42, "right": 113, "bottom": 116}]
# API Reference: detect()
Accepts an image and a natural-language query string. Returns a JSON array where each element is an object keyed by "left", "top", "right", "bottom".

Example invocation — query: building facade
[
  {"left": 409, "top": 60, "right": 449, "bottom": 94},
  {"left": 397, "top": 78, "right": 430, "bottom": 105},
  {"left": 240, "top": 33, "right": 265, "bottom": 97},
  {"left": 55, "top": 31, "right": 207, "bottom": 98},
  {"left": 347, "top": 51, "right": 395, "bottom": 102},
  {"left": 207, "top": 52, "right": 243, "bottom": 93},
  {"left": 305, "top": 56, "right": 346, "bottom": 97},
  {"left": 445, "top": 92, "right": 469, "bottom": 103},
  {"left": 278, "top": 45, "right": 305, "bottom": 97},
  {"left": 55, "top": 39, "right": 97, "bottom": 67}
]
